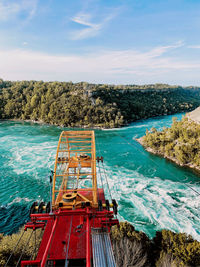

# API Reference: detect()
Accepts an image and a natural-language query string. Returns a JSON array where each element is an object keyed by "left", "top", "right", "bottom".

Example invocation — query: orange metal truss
[{"left": 52, "top": 131, "right": 98, "bottom": 209}]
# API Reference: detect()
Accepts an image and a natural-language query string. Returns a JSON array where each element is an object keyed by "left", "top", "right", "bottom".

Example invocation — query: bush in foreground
[
  {"left": 0, "top": 227, "right": 43, "bottom": 266},
  {"left": 1, "top": 222, "right": 200, "bottom": 266},
  {"left": 111, "top": 222, "right": 200, "bottom": 267}
]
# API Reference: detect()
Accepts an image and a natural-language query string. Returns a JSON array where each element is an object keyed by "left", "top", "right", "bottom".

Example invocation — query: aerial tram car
[{"left": 8, "top": 131, "right": 119, "bottom": 267}]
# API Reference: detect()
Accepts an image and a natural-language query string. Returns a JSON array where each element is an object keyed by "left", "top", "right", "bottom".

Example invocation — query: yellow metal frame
[{"left": 52, "top": 131, "right": 98, "bottom": 209}]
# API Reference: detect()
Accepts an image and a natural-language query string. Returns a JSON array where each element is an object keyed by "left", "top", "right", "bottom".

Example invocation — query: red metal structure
[{"left": 20, "top": 131, "right": 118, "bottom": 267}]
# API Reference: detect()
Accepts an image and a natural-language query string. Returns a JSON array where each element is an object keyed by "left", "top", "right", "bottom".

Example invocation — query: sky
[{"left": 1, "top": 0, "right": 200, "bottom": 86}]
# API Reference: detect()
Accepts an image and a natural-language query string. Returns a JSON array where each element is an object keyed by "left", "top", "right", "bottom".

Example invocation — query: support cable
[
  {"left": 95, "top": 164, "right": 121, "bottom": 200},
  {"left": 98, "top": 161, "right": 104, "bottom": 192},
  {"left": 4, "top": 230, "right": 25, "bottom": 267},
  {"left": 16, "top": 230, "right": 34, "bottom": 267},
  {"left": 95, "top": 134, "right": 102, "bottom": 201},
  {"left": 65, "top": 216, "right": 73, "bottom": 267},
  {"left": 28, "top": 228, "right": 44, "bottom": 261},
  {"left": 101, "top": 161, "right": 112, "bottom": 202},
  {"left": 96, "top": 133, "right": 119, "bottom": 217}
]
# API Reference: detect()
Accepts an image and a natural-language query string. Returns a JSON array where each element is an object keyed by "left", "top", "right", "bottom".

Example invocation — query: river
[{"left": 0, "top": 113, "right": 200, "bottom": 241}]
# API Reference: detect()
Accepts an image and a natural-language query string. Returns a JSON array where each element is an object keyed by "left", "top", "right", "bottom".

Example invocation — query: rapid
[{"left": 0, "top": 113, "right": 200, "bottom": 241}]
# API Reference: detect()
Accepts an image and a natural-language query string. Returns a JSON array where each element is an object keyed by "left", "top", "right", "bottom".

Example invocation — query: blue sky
[{"left": 1, "top": 0, "right": 200, "bottom": 85}]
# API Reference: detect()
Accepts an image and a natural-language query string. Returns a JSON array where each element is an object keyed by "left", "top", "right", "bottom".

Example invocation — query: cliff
[{"left": 187, "top": 106, "right": 200, "bottom": 124}]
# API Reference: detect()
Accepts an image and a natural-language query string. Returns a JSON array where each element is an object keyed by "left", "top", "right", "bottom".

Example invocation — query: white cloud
[
  {"left": 0, "top": 43, "right": 199, "bottom": 85},
  {"left": 72, "top": 13, "right": 96, "bottom": 28},
  {"left": 147, "top": 41, "right": 184, "bottom": 57},
  {"left": 0, "top": 0, "right": 37, "bottom": 22},
  {"left": 70, "top": 10, "right": 117, "bottom": 40},
  {"left": 188, "top": 45, "right": 200, "bottom": 49}
]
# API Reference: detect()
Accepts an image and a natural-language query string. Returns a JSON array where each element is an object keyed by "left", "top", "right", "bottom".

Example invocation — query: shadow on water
[{"left": 0, "top": 204, "right": 30, "bottom": 235}]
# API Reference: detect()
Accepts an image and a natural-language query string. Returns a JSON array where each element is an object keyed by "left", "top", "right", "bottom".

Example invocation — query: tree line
[{"left": 1, "top": 79, "right": 200, "bottom": 128}]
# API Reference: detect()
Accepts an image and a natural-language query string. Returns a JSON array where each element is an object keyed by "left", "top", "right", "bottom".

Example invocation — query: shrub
[
  {"left": 153, "top": 230, "right": 200, "bottom": 266},
  {"left": 0, "top": 227, "right": 43, "bottom": 266}
]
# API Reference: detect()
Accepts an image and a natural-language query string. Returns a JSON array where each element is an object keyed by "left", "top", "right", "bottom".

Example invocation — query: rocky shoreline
[
  {"left": 136, "top": 136, "right": 200, "bottom": 174},
  {"left": 135, "top": 107, "right": 200, "bottom": 175}
]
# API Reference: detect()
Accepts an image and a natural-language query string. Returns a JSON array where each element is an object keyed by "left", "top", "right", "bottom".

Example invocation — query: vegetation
[
  {"left": 1, "top": 79, "right": 200, "bottom": 128},
  {"left": 111, "top": 222, "right": 151, "bottom": 267},
  {"left": 153, "top": 230, "right": 200, "bottom": 267},
  {"left": 110, "top": 222, "right": 200, "bottom": 267},
  {"left": 141, "top": 116, "right": 200, "bottom": 169},
  {"left": 0, "top": 227, "right": 43, "bottom": 266},
  {"left": 1, "top": 222, "right": 200, "bottom": 266}
]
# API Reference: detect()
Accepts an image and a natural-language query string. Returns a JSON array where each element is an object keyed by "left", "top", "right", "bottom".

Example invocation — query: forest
[
  {"left": 141, "top": 116, "right": 200, "bottom": 168},
  {"left": 1, "top": 79, "right": 200, "bottom": 128}
]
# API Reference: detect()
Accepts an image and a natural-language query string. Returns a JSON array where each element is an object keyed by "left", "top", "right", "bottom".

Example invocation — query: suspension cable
[
  {"left": 28, "top": 228, "right": 38, "bottom": 261},
  {"left": 95, "top": 133, "right": 121, "bottom": 205},
  {"left": 16, "top": 230, "right": 34, "bottom": 267},
  {"left": 95, "top": 134, "right": 103, "bottom": 192},
  {"left": 101, "top": 161, "right": 112, "bottom": 201},
  {"left": 96, "top": 133, "right": 114, "bottom": 203},
  {"left": 65, "top": 215, "right": 73, "bottom": 267},
  {"left": 4, "top": 230, "right": 26, "bottom": 267},
  {"left": 97, "top": 161, "right": 105, "bottom": 192}
]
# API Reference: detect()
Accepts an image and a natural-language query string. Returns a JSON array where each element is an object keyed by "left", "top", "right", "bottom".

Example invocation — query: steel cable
[
  {"left": 97, "top": 161, "right": 105, "bottom": 192},
  {"left": 95, "top": 134, "right": 103, "bottom": 196},
  {"left": 4, "top": 230, "right": 25, "bottom": 267},
  {"left": 65, "top": 215, "right": 73, "bottom": 267},
  {"left": 16, "top": 230, "right": 34, "bottom": 267},
  {"left": 101, "top": 161, "right": 113, "bottom": 201}
]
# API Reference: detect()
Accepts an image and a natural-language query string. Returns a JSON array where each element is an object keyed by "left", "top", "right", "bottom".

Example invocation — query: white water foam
[
  {"left": 1, "top": 118, "right": 199, "bottom": 241},
  {"left": 8, "top": 197, "right": 32, "bottom": 206},
  {"left": 96, "top": 162, "right": 200, "bottom": 241},
  {"left": 6, "top": 140, "right": 57, "bottom": 179}
]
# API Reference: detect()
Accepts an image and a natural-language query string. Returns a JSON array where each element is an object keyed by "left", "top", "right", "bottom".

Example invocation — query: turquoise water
[{"left": 0, "top": 114, "right": 200, "bottom": 240}]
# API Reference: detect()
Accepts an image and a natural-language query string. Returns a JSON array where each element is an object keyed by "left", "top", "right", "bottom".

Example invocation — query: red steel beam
[
  {"left": 40, "top": 216, "right": 58, "bottom": 267},
  {"left": 86, "top": 208, "right": 91, "bottom": 267},
  {"left": 21, "top": 260, "right": 40, "bottom": 266},
  {"left": 30, "top": 209, "right": 114, "bottom": 221}
]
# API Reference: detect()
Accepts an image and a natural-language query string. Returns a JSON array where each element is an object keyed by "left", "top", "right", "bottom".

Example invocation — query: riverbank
[
  {"left": 3, "top": 118, "right": 106, "bottom": 129},
  {"left": 137, "top": 136, "right": 200, "bottom": 174},
  {"left": 136, "top": 112, "right": 200, "bottom": 175}
]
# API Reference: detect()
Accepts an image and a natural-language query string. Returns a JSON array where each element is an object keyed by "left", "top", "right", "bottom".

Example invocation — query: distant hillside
[{"left": 1, "top": 79, "right": 200, "bottom": 128}]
